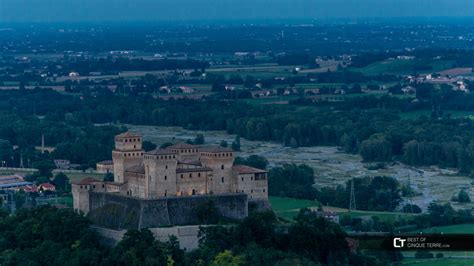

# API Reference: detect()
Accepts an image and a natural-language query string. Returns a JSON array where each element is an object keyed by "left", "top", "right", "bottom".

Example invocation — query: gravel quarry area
[{"left": 128, "top": 125, "right": 474, "bottom": 211}]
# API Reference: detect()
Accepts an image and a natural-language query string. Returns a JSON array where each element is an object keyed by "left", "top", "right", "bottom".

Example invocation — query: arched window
[
  {"left": 221, "top": 164, "right": 224, "bottom": 170},
  {"left": 192, "top": 189, "right": 196, "bottom": 195},
  {"left": 221, "top": 177, "right": 224, "bottom": 183}
]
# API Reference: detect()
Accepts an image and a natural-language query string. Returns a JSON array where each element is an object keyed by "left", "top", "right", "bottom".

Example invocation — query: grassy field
[
  {"left": 269, "top": 196, "right": 320, "bottom": 220},
  {"left": 403, "top": 258, "right": 474, "bottom": 266},
  {"left": 269, "top": 196, "right": 415, "bottom": 221},
  {"left": 351, "top": 59, "right": 455, "bottom": 76},
  {"left": 411, "top": 223, "right": 474, "bottom": 234}
]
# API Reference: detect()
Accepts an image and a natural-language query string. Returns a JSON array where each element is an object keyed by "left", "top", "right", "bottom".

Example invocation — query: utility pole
[
  {"left": 41, "top": 133, "right": 45, "bottom": 154},
  {"left": 349, "top": 178, "right": 356, "bottom": 212},
  {"left": 407, "top": 172, "right": 414, "bottom": 213}
]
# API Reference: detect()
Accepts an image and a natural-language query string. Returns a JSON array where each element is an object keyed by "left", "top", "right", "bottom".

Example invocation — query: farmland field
[
  {"left": 412, "top": 223, "right": 474, "bottom": 234},
  {"left": 350, "top": 59, "right": 456, "bottom": 76}
]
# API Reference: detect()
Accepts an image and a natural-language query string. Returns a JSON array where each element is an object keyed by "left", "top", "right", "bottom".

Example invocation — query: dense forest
[
  {"left": 2, "top": 88, "right": 474, "bottom": 174},
  {"left": 3, "top": 88, "right": 474, "bottom": 174},
  {"left": 0, "top": 206, "right": 394, "bottom": 265}
]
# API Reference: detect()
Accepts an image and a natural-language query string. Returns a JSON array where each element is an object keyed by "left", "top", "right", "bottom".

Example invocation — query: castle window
[
  {"left": 181, "top": 174, "right": 183, "bottom": 178},
  {"left": 251, "top": 189, "right": 253, "bottom": 193},
  {"left": 165, "top": 190, "right": 167, "bottom": 196},
  {"left": 166, "top": 165, "right": 168, "bottom": 169},
  {"left": 80, "top": 185, "right": 83, "bottom": 189},
  {"left": 93, "top": 185, "right": 96, "bottom": 189},
  {"left": 125, "top": 139, "right": 128, "bottom": 142},
  {"left": 198, "top": 173, "right": 201, "bottom": 177},
  {"left": 192, "top": 189, "right": 196, "bottom": 195},
  {"left": 102, "top": 184, "right": 105, "bottom": 188},
  {"left": 189, "top": 173, "right": 192, "bottom": 178},
  {"left": 134, "top": 145, "right": 136, "bottom": 149},
  {"left": 241, "top": 177, "right": 244, "bottom": 181},
  {"left": 221, "top": 165, "right": 224, "bottom": 170},
  {"left": 221, "top": 177, "right": 224, "bottom": 183},
  {"left": 165, "top": 176, "right": 167, "bottom": 180},
  {"left": 263, "top": 189, "right": 266, "bottom": 193},
  {"left": 251, "top": 176, "right": 253, "bottom": 181}
]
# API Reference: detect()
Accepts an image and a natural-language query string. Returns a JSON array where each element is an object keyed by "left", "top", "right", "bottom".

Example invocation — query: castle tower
[
  {"left": 112, "top": 132, "right": 145, "bottom": 183},
  {"left": 199, "top": 147, "right": 234, "bottom": 194},
  {"left": 144, "top": 149, "right": 178, "bottom": 198}
]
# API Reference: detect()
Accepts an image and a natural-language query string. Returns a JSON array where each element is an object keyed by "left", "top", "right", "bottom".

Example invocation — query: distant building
[
  {"left": 38, "top": 183, "right": 56, "bottom": 192},
  {"left": 68, "top": 72, "right": 80, "bottom": 77},
  {"left": 397, "top": 55, "right": 415, "bottom": 60},
  {"left": 316, "top": 211, "right": 340, "bottom": 224},
  {"left": 0, "top": 175, "right": 32, "bottom": 191},
  {"left": 179, "top": 86, "right": 195, "bottom": 94},
  {"left": 54, "top": 159, "right": 71, "bottom": 170},
  {"left": 96, "top": 160, "right": 114, "bottom": 174}
]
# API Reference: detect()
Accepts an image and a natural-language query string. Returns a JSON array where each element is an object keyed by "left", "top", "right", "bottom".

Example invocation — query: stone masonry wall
[{"left": 87, "top": 192, "right": 248, "bottom": 230}]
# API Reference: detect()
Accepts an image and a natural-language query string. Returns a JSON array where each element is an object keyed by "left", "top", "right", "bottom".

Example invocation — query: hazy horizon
[{"left": 1, "top": 0, "right": 474, "bottom": 23}]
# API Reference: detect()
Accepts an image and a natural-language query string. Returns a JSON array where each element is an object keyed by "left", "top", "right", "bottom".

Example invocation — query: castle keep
[{"left": 72, "top": 132, "right": 269, "bottom": 228}]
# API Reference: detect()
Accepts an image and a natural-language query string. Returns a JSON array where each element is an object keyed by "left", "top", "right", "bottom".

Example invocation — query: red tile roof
[
  {"left": 73, "top": 177, "right": 102, "bottom": 185},
  {"left": 115, "top": 132, "right": 141, "bottom": 138},
  {"left": 233, "top": 165, "right": 266, "bottom": 174}
]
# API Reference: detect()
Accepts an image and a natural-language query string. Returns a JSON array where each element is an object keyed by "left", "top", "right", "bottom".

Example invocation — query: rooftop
[
  {"left": 233, "top": 165, "right": 266, "bottom": 174},
  {"left": 146, "top": 149, "right": 178, "bottom": 156},
  {"left": 125, "top": 165, "right": 145, "bottom": 174},
  {"left": 178, "top": 159, "right": 201, "bottom": 166},
  {"left": 115, "top": 132, "right": 141, "bottom": 139},
  {"left": 167, "top": 142, "right": 197, "bottom": 150},
  {"left": 97, "top": 160, "right": 113, "bottom": 165},
  {"left": 73, "top": 177, "right": 102, "bottom": 185},
  {"left": 200, "top": 146, "right": 234, "bottom": 153},
  {"left": 176, "top": 167, "right": 212, "bottom": 173}
]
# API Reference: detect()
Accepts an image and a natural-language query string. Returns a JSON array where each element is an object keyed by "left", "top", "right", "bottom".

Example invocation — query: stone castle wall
[
  {"left": 87, "top": 192, "right": 248, "bottom": 230},
  {"left": 93, "top": 225, "right": 204, "bottom": 251}
]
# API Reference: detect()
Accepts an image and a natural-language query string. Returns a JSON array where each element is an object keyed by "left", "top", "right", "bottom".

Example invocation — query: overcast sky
[{"left": 1, "top": 0, "right": 473, "bottom": 23}]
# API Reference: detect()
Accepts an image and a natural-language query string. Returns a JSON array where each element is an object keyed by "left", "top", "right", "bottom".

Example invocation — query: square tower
[{"left": 112, "top": 132, "right": 145, "bottom": 183}]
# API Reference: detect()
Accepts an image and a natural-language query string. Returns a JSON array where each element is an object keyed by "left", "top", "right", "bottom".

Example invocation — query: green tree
[
  {"left": 220, "top": 140, "right": 228, "bottom": 148},
  {"left": 52, "top": 172, "right": 70, "bottom": 192},
  {"left": 457, "top": 189, "right": 471, "bottom": 203},
  {"left": 142, "top": 140, "right": 157, "bottom": 152},
  {"left": 194, "top": 134, "right": 205, "bottom": 145},
  {"left": 211, "top": 250, "right": 245, "bottom": 266},
  {"left": 32, "top": 161, "right": 55, "bottom": 178},
  {"left": 231, "top": 136, "right": 241, "bottom": 151}
]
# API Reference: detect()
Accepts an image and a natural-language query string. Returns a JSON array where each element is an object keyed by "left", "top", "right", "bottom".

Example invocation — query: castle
[{"left": 72, "top": 132, "right": 269, "bottom": 228}]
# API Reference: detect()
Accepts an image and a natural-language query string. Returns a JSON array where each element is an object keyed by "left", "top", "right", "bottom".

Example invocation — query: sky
[{"left": 1, "top": 0, "right": 473, "bottom": 23}]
